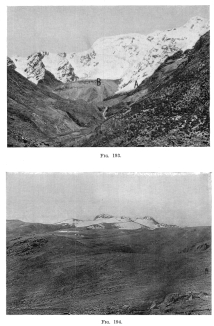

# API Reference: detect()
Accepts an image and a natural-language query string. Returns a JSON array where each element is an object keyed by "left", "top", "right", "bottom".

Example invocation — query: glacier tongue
[{"left": 10, "top": 16, "right": 209, "bottom": 92}]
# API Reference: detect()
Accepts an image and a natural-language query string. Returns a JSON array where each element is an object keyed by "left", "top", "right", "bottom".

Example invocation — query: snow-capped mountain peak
[
  {"left": 184, "top": 16, "right": 208, "bottom": 28},
  {"left": 9, "top": 16, "right": 209, "bottom": 93},
  {"left": 55, "top": 214, "right": 178, "bottom": 230},
  {"left": 94, "top": 214, "right": 115, "bottom": 220}
]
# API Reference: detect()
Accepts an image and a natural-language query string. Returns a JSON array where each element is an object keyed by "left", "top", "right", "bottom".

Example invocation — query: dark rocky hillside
[
  {"left": 7, "top": 220, "right": 211, "bottom": 314},
  {"left": 7, "top": 68, "right": 103, "bottom": 147},
  {"left": 83, "top": 31, "right": 210, "bottom": 147}
]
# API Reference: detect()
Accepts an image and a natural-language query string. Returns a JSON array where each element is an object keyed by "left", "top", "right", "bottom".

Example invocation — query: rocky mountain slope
[
  {"left": 83, "top": 31, "right": 210, "bottom": 147},
  {"left": 7, "top": 66, "right": 103, "bottom": 147},
  {"left": 10, "top": 17, "right": 209, "bottom": 93}
]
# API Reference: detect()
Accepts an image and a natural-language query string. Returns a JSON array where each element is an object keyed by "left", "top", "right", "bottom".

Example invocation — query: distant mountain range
[
  {"left": 55, "top": 214, "right": 178, "bottom": 230},
  {"left": 9, "top": 17, "right": 209, "bottom": 93},
  {"left": 7, "top": 215, "right": 178, "bottom": 232},
  {"left": 7, "top": 214, "right": 179, "bottom": 235}
]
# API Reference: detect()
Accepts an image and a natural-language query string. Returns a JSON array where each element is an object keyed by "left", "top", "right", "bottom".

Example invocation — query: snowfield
[
  {"left": 57, "top": 230, "right": 79, "bottom": 233},
  {"left": 115, "top": 221, "right": 142, "bottom": 230}
]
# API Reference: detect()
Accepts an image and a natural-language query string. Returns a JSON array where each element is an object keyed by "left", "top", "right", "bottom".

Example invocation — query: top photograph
[{"left": 7, "top": 6, "right": 210, "bottom": 147}]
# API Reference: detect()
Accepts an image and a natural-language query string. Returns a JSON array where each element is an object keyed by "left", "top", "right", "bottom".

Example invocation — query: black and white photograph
[
  {"left": 7, "top": 6, "right": 210, "bottom": 147},
  {"left": 6, "top": 173, "right": 211, "bottom": 315}
]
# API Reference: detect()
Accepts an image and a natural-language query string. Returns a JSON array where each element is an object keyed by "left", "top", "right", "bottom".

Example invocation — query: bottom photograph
[{"left": 6, "top": 173, "right": 211, "bottom": 315}]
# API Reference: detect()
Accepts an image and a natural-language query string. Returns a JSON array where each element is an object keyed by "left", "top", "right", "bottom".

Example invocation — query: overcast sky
[
  {"left": 6, "top": 173, "right": 211, "bottom": 227},
  {"left": 7, "top": 6, "right": 210, "bottom": 56}
]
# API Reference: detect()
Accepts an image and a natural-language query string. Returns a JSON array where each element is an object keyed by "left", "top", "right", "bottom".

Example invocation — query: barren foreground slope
[{"left": 7, "top": 220, "right": 211, "bottom": 315}]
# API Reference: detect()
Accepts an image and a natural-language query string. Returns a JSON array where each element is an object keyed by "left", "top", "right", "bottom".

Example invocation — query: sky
[
  {"left": 7, "top": 6, "right": 210, "bottom": 56},
  {"left": 6, "top": 173, "right": 211, "bottom": 227}
]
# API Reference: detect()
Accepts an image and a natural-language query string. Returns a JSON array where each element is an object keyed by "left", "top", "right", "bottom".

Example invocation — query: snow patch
[{"left": 115, "top": 221, "right": 142, "bottom": 229}]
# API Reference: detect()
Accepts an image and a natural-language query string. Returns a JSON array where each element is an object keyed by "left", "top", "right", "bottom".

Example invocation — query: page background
[{"left": 1, "top": 0, "right": 213, "bottom": 324}]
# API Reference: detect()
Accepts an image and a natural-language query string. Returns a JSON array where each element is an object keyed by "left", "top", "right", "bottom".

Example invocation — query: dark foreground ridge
[{"left": 7, "top": 220, "right": 211, "bottom": 315}]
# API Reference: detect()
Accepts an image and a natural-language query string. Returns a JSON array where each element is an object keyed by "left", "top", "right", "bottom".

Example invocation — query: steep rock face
[
  {"left": 11, "top": 17, "right": 209, "bottom": 92},
  {"left": 7, "top": 57, "right": 16, "bottom": 69},
  {"left": 24, "top": 52, "right": 46, "bottom": 82}
]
